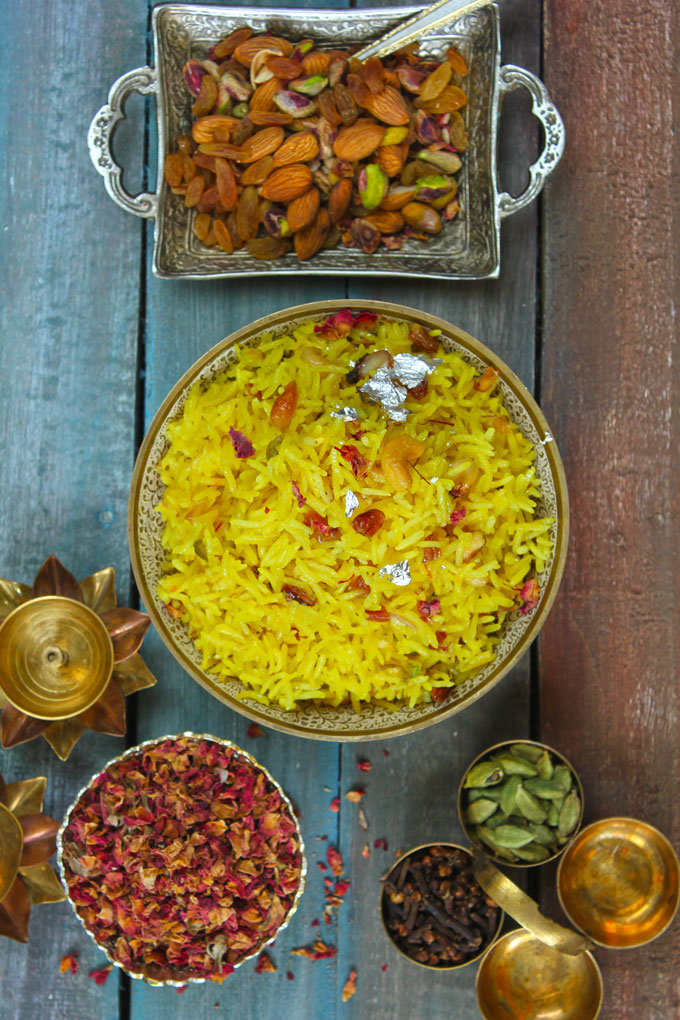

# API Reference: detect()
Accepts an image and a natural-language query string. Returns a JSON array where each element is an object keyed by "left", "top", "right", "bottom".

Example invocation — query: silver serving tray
[{"left": 88, "top": 3, "right": 564, "bottom": 280}]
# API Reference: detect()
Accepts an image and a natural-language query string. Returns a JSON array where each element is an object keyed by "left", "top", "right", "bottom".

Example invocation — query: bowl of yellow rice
[{"left": 129, "top": 301, "right": 568, "bottom": 740}]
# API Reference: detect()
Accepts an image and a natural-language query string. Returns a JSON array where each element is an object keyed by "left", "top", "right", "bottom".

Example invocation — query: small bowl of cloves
[
  {"left": 458, "top": 740, "right": 585, "bottom": 868},
  {"left": 380, "top": 843, "right": 504, "bottom": 969}
]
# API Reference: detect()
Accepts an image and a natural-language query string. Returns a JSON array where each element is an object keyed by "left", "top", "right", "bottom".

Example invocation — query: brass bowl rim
[
  {"left": 474, "top": 926, "right": 604, "bottom": 1020},
  {"left": 0, "top": 801, "right": 24, "bottom": 903},
  {"left": 457, "top": 738, "right": 585, "bottom": 868},
  {"left": 556, "top": 815, "right": 680, "bottom": 949},
  {"left": 0, "top": 596, "right": 115, "bottom": 720},
  {"left": 128, "top": 298, "right": 569, "bottom": 741},
  {"left": 379, "top": 841, "right": 505, "bottom": 970},
  {"left": 57, "top": 731, "right": 307, "bottom": 986}
]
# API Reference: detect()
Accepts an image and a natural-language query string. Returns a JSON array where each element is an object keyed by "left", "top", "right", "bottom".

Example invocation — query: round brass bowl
[
  {"left": 458, "top": 740, "right": 584, "bottom": 867},
  {"left": 57, "top": 732, "right": 306, "bottom": 986},
  {"left": 556, "top": 817, "right": 680, "bottom": 949},
  {"left": 129, "top": 299, "right": 568, "bottom": 740},
  {"left": 380, "top": 842, "right": 504, "bottom": 969},
  {"left": 0, "top": 802, "right": 24, "bottom": 903},
  {"left": 476, "top": 928, "right": 603, "bottom": 1020},
  {"left": 0, "top": 596, "right": 114, "bottom": 720}
]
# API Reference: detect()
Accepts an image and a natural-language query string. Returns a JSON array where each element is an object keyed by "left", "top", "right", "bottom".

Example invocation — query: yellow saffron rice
[{"left": 156, "top": 315, "right": 554, "bottom": 712}]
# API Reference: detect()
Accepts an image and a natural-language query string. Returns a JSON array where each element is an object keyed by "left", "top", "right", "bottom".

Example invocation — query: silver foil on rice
[
  {"left": 378, "top": 560, "right": 412, "bottom": 586},
  {"left": 358, "top": 354, "right": 441, "bottom": 421},
  {"left": 331, "top": 406, "right": 360, "bottom": 421},
  {"left": 344, "top": 490, "right": 359, "bottom": 518}
]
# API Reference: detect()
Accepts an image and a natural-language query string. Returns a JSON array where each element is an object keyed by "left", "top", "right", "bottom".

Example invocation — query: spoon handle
[{"left": 355, "top": 0, "right": 493, "bottom": 61}]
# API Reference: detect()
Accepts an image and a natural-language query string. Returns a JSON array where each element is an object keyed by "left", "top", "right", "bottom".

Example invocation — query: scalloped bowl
[{"left": 129, "top": 300, "right": 568, "bottom": 740}]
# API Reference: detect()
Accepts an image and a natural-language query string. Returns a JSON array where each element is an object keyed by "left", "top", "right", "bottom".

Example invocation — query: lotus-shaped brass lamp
[
  {"left": 0, "top": 773, "right": 65, "bottom": 942},
  {"left": 0, "top": 556, "right": 156, "bottom": 760}
]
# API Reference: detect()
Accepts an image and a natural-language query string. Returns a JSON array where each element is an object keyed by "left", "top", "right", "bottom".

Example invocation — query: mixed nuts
[
  {"left": 163, "top": 26, "right": 468, "bottom": 260},
  {"left": 460, "top": 742, "right": 583, "bottom": 865},
  {"left": 382, "top": 845, "right": 501, "bottom": 967}
]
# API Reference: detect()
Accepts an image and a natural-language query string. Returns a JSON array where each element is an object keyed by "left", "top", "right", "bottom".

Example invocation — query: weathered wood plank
[
  {"left": 339, "top": 1, "right": 541, "bottom": 1015},
  {"left": 131, "top": 2, "right": 348, "bottom": 1017},
  {"left": 541, "top": 1, "right": 680, "bottom": 1016},
  {"left": 0, "top": 0, "right": 148, "bottom": 1016}
]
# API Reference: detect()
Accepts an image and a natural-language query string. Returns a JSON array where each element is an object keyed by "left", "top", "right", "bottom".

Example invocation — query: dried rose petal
[
  {"left": 329, "top": 797, "right": 340, "bottom": 813},
  {"left": 345, "top": 789, "right": 365, "bottom": 802},
  {"left": 229, "top": 426, "right": 254, "bottom": 458},
  {"left": 291, "top": 480, "right": 306, "bottom": 507},
  {"left": 326, "top": 845, "right": 343, "bottom": 876},
  {"left": 335, "top": 444, "right": 368, "bottom": 478},
  {"left": 59, "top": 954, "right": 78, "bottom": 975},
  {"left": 317, "top": 861, "right": 328, "bottom": 872},
  {"left": 417, "top": 598, "right": 441, "bottom": 620},
  {"left": 342, "top": 968, "right": 358, "bottom": 1002},
  {"left": 287, "top": 971, "right": 295, "bottom": 980},
  {"left": 89, "top": 966, "right": 112, "bottom": 986},
  {"left": 374, "top": 838, "right": 388, "bottom": 851},
  {"left": 518, "top": 578, "right": 540, "bottom": 615},
  {"left": 246, "top": 722, "right": 264, "bottom": 738},
  {"left": 311, "top": 918, "right": 320, "bottom": 927},
  {"left": 357, "top": 759, "right": 371, "bottom": 772},
  {"left": 255, "top": 951, "right": 276, "bottom": 973},
  {"left": 450, "top": 507, "right": 466, "bottom": 525},
  {"left": 334, "top": 879, "right": 350, "bottom": 897},
  {"left": 381, "top": 963, "right": 388, "bottom": 971},
  {"left": 362, "top": 844, "right": 370, "bottom": 859}
]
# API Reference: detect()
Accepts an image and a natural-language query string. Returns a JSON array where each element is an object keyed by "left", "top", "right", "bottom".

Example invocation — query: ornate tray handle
[
  {"left": 497, "top": 64, "right": 565, "bottom": 219},
  {"left": 87, "top": 66, "right": 159, "bottom": 219}
]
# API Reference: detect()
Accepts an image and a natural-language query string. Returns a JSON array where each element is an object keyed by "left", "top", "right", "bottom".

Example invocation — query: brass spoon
[{"left": 356, "top": 0, "right": 495, "bottom": 61}]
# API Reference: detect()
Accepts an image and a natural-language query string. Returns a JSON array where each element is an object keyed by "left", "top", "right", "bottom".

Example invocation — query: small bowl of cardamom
[{"left": 457, "top": 740, "right": 584, "bottom": 867}]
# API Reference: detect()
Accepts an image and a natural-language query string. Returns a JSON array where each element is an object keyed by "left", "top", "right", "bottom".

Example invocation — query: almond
[
  {"left": 260, "top": 164, "right": 313, "bottom": 202},
  {"left": 286, "top": 187, "right": 320, "bottom": 232},
  {"left": 333, "top": 119, "right": 386, "bottom": 160},
  {"left": 273, "top": 131, "right": 319, "bottom": 167},
  {"left": 294, "top": 206, "right": 330, "bottom": 261},
  {"left": 302, "top": 51, "right": 331, "bottom": 76},
  {"left": 250, "top": 77, "right": 283, "bottom": 112},
  {"left": 328, "top": 178, "right": 352, "bottom": 223},
  {"left": 237, "top": 127, "right": 285, "bottom": 163},
  {"left": 377, "top": 144, "right": 405, "bottom": 178},
  {"left": 366, "top": 86, "right": 411, "bottom": 126},
  {"left": 191, "top": 115, "right": 239, "bottom": 144},
  {"left": 234, "top": 36, "right": 292, "bottom": 66},
  {"left": 364, "top": 210, "right": 404, "bottom": 233}
]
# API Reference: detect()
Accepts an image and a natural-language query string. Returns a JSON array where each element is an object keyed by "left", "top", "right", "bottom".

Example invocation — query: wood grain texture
[
  {"left": 0, "top": 0, "right": 147, "bottom": 1015},
  {"left": 541, "top": 1, "right": 680, "bottom": 1017}
]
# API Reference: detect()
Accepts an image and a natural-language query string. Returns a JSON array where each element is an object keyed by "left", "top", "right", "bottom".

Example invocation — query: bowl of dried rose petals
[{"left": 57, "top": 733, "right": 305, "bottom": 985}]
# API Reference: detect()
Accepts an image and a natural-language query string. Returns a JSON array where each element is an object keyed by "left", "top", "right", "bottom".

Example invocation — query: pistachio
[
  {"left": 492, "top": 825, "right": 535, "bottom": 850},
  {"left": 465, "top": 798, "right": 498, "bottom": 825},
  {"left": 183, "top": 60, "right": 206, "bottom": 97},
  {"left": 263, "top": 209, "right": 291, "bottom": 238},
  {"left": 231, "top": 102, "right": 250, "bottom": 119},
  {"left": 328, "top": 57, "right": 347, "bottom": 88},
  {"left": 381, "top": 126, "right": 410, "bottom": 146},
  {"left": 220, "top": 71, "right": 252, "bottom": 102},
  {"left": 415, "top": 110, "right": 441, "bottom": 145},
  {"left": 350, "top": 217, "right": 381, "bottom": 255},
  {"left": 266, "top": 435, "right": 283, "bottom": 459},
  {"left": 291, "top": 39, "right": 314, "bottom": 60},
  {"left": 396, "top": 66, "right": 427, "bottom": 94},
  {"left": 402, "top": 202, "right": 441, "bottom": 235},
  {"left": 290, "top": 75, "right": 329, "bottom": 97},
  {"left": 274, "top": 90, "right": 317, "bottom": 118},
  {"left": 416, "top": 148, "right": 462, "bottom": 174},
  {"left": 414, "top": 174, "right": 456, "bottom": 205},
  {"left": 217, "top": 82, "right": 232, "bottom": 115},
  {"left": 358, "top": 164, "right": 387, "bottom": 210},
  {"left": 464, "top": 762, "right": 504, "bottom": 788}
]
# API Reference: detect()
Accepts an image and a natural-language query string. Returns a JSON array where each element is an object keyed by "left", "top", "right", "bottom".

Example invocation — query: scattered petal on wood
[
  {"left": 326, "top": 845, "right": 343, "bottom": 876},
  {"left": 329, "top": 797, "right": 340, "bottom": 812},
  {"left": 358, "top": 807, "right": 369, "bottom": 831},
  {"left": 345, "top": 789, "right": 365, "bottom": 802},
  {"left": 176, "top": 986, "right": 187, "bottom": 994},
  {"left": 59, "top": 954, "right": 78, "bottom": 975},
  {"left": 342, "top": 968, "right": 358, "bottom": 1002},
  {"left": 255, "top": 951, "right": 276, "bottom": 973},
  {"left": 311, "top": 918, "right": 319, "bottom": 927},
  {"left": 362, "top": 844, "right": 370, "bottom": 859},
  {"left": 89, "top": 966, "right": 113, "bottom": 986},
  {"left": 287, "top": 971, "right": 295, "bottom": 980},
  {"left": 374, "top": 838, "right": 388, "bottom": 851},
  {"left": 381, "top": 963, "right": 388, "bottom": 971},
  {"left": 246, "top": 722, "right": 264, "bottom": 738},
  {"left": 357, "top": 759, "right": 372, "bottom": 772},
  {"left": 317, "top": 860, "right": 328, "bottom": 872}
]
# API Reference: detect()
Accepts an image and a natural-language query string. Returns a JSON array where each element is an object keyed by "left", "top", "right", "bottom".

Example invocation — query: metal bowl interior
[
  {"left": 475, "top": 928, "right": 603, "bottom": 1020},
  {"left": 57, "top": 732, "right": 307, "bottom": 986},
  {"left": 458, "top": 739, "right": 584, "bottom": 867},
  {"left": 380, "top": 842, "right": 504, "bottom": 970},
  {"left": 129, "top": 299, "right": 568, "bottom": 741},
  {"left": 556, "top": 817, "right": 680, "bottom": 949}
]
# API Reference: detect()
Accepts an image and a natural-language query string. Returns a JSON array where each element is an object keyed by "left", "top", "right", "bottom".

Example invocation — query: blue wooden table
[{"left": 1, "top": 2, "right": 678, "bottom": 1018}]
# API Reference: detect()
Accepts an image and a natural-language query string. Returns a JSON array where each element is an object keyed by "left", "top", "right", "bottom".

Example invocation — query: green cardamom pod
[
  {"left": 515, "top": 786, "right": 550, "bottom": 823},
  {"left": 491, "top": 754, "right": 538, "bottom": 778},
  {"left": 500, "top": 775, "right": 522, "bottom": 816},
  {"left": 485, "top": 812, "right": 512, "bottom": 830},
  {"left": 513, "top": 842, "right": 551, "bottom": 863},
  {"left": 493, "top": 824, "right": 535, "bottom": 849},
  {"left": 529, "top": 822, "right": 558, "bottom": 847},
  {"left": 509, "top": 743, "right": 543, "bottom": 763},
  {"left": 557, "top": 790, "right": 581, "bottom": 836},
  {"left": 524, "top": 778, "right": 568, "bottom": 801},
  {"left": 536, "top": 751, "right": 554, "bottom": 780},
  {"left": 465, "top": 798, "right": 498, "bottom": 824},
  {"left": 476, "top": 825, "right": 519, "bottom": 862},
  {"left": 467, "top": 786, "right": 505, "bottom": 803},
  {"left": 464, "top": 762, "right": 505, "bottom": 788},
  {"left": 547, "top": 802, "right": 560, "bottom": 827},
  {"left": 553, "top": 765, "right": 573, "bottom": 793}
]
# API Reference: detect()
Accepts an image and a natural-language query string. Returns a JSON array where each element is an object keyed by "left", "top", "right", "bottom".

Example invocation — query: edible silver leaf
[
  {"left": 378, "top": 559, "right": 412, "bottom": 586},
  {"left": 331, "top": 406, "right": 359, "bottom": 421},
  {"left": 392, "top": 352, "right": 442, "bottom": 388},
  {"left": 345, "top": 490, "right": 359, "bottom": 518},
  {"left": 358, "top": 354, "right": 441, "bottom": 420}
]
